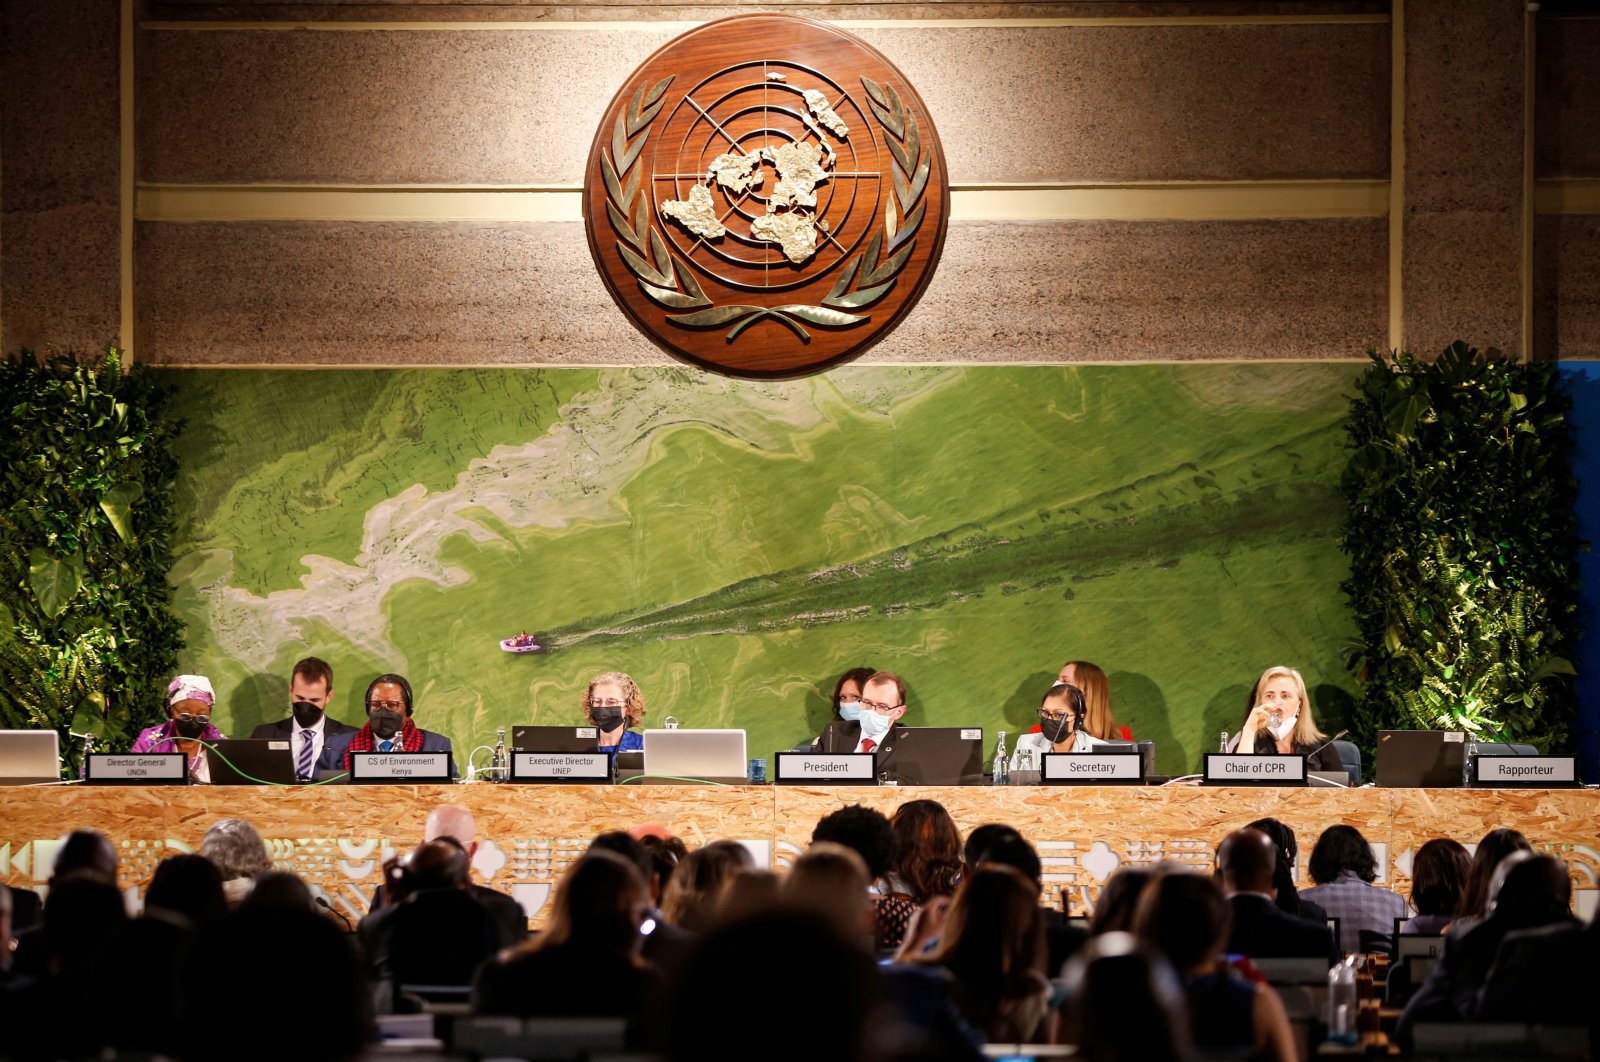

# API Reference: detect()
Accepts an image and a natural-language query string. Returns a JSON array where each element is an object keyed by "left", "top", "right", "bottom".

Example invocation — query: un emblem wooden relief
[{"left": 583, "top": 15, "right": 950, "bottom": 378}]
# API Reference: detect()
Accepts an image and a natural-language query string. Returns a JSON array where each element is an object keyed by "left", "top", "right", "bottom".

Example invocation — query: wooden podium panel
[{"left": 2, "top": 784, "right": 1595, "bottom": 928}]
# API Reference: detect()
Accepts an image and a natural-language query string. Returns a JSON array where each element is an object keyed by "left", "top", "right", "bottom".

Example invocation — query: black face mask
[
  {"left": 173, "top": 716, "right": 209, "bottom": 739},
  {"left": 292, "top": 700, "right": 325, "bottom": 728},
  {"left": 370, "top": 709, "right": 404, "bottom": 740},
  {"left": 1038, "top": 711, "right": 1072, "bottom": 744},
  {"left": 590, "top": 707, "right": 625, "bottom": 734}
]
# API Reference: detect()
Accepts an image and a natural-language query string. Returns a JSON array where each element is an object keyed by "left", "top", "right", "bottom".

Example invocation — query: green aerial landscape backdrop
[{"left": 161, "top": 365, "right": 1361, "bottom": 776}]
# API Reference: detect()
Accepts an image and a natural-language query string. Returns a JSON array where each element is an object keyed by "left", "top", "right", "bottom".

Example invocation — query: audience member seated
[
  {"left": 1396, "top": 852, "right": 1578, "bottom": 1047},
  {"left": 145, "top": 852, "right": 229, "bottom": 927},
  {"left": 7, "top": 828, "right": 120, "bottom": 979},
  {"left": 328, "top": 672, "right": 454, "bottom": 771},
  {"left": 782, "top": 841, "right": 875, "bottom": 946},
  {"left": 1216, "top": 828, "right": 1334, "bottom": 961},
  {"left": 1010, "top": 682, "right": 1107, "bottom": 771},
  {"left": 910, "top": 864, "right": 1053, "bottom": 1043},
  {"left": 1056, "top": 660, "right": 1133, "bottom": 741},
  {"left": 879, "top": 799, "right": 962, "bottom": 947},
  {"left": 583, "top": 670, "right": 647, "bottom": 752},
  {"left": 473, "top": 849, "right": 656, "bottom": 1019},
  {"left": 1231, "top": 665, "right": 1340, "bottom": 772},
  {"left": 659, "top": 839, "right": 753, "bottom": 934},
  {"left": 1299, "top": 824, "right": 1408, "bottom": 954},
  {"left": 812, "top": 803, "right": 905, "bottom": 952},
  {"left": 242, "top": 870, "right": 319, "bottom": 913},
  {"left": 1090, "top": 865, "right": 1159, "bottom": 936},
  {"left": 1245, "top": 817, "right": 1329, "bottom": 925},
  {"left": 633, "top": 827, "right": 687, "bottom": 910},
  {"left": 1452, "top": 826, "right": 1531, "bottom": 935},
  {"left": 200, "top": 817, "right": 274, "bottom": 907},
  {"left": 133, "top": 673, "right": 227, "bottom": 782},
  {"left": 1478, "top": 906, "right": 1600, "bottom": 1041},
  {"left": 1055, "top": 931, "right": 1194, "bottom": 1061},
  {"left": 1402, "top": 837, "right": 1470, "bottom": 936},
  {"left": 588, "top": 829, "right": 695, "bottom": 970},
  {"left": 367, "top": 803, "right": 526, "bottom": 947},
  {"left": 1133, "top": 871, "right": 1296, "bottom": 1062},
  {"left": 960, "top": 827, "right": 1087, "bottom": 976}
]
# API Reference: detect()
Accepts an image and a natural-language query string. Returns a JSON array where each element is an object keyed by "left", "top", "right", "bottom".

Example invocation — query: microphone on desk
[
  {"left": 316, "top": 895, "right": 353, "bottom": 930},
  {"left": 1304, "top": 729, "right": 1350, "bottom": 763}
]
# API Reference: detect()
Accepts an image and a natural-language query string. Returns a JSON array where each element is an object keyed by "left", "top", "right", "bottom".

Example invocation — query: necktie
[
  {"left": 862, "top": 738, "right": 877, "bottom": 753},
  {"left": 296, "top": 730, "right": 315, "bottom": 779},
  {"left": 379, "top": 739, "right": 393, "bottom": 752}
]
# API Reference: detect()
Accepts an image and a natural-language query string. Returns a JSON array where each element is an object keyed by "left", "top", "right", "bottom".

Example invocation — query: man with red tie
[{"left": 817, "top": 670, "right": 906, "bottom": 776}]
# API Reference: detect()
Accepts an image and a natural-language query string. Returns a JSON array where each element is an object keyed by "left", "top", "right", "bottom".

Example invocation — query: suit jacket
[
  {"left": 250, "top": 716, "right": 360, "bottom": 741},
  {"left": 1478, "top": 919, "right": 1600, "bottom": 1026},
  {"left": 1227, "top": 893, "right": 1335, "bottom": 961},
  {"left": 320, "top": 727, "right": 455, "bottom": 773},
  {"left": 817, "top": 720, "right": 901, "bottom": 779}
]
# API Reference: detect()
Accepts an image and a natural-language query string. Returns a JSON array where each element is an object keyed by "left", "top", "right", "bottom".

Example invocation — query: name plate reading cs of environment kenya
[
  {"left": 85, "top": 752, "right": 188, "bottom": 785},
  {"left": 1042, "top": 749, "right": 1143, "bottom": 785},
  {"left": 774, "top": 752, "right": 877, "bottom": 785},
  {"left": 1474, "top": 755, "right": 1579, "bottom": 788},
  {"left": 348, "top": 752, "right": 454, "bottom": 784},
  {"left": 1203, "top": 754, "right": 1307, "bottom": 786},
  {"left": 510, "top": 751, "right": 612, "bottom": 783}
]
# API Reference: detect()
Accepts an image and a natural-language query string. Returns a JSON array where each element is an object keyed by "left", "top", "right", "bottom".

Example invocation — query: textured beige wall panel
[
  {"left": 137, "top": 22, "right": 1389, "bottom": 186},
  {"left": 1, "top": 0, "right": 122, "bottom": 354},
  {"left": 1403, "top": 211, "right": 1523, "bottom": 361},
  {"left": 1535, "top": 18, "right": 1600, "bottom": 180},
  {"left": 145, "top": 2, "right": 1390, "bottom": 20},
  {"left": 1534, "top": 216, "right": 1600, "bottom": 360},
  {"left": 135, "top": 217, "right": 1385, "bottom": 365}
]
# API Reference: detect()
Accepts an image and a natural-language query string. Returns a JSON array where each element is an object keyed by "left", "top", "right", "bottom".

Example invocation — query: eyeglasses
[
  {"left": 368, "top": 700, "right": 406, "bottom": 712},
  {"left": 860, "top": 699, "right": 902, "bottom": 714},
  {"left": 591, "top": 700, "right": 626, "bottom": 710},
  {"left": 1039, "top": 712, "right": 1071, "bottom": 724},
  {"left": 172, "top": 714, "right": 210, "bottom": 724}
]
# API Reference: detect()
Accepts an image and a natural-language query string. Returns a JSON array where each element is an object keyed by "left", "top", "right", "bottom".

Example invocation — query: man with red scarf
[{"left": 323, "top": 673, "right": 455, "bottom": 775}]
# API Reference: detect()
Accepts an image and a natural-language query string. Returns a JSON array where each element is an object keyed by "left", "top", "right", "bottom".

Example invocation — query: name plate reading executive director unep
[
  {"left": 1042, "top": 749, "right": 1143, "bottom": 785},
  {"left": 510, "top": 751, "right": 612, "bottom": 784},
  {"left": 774, "top": 752, "right": 878, "bottom": 786},
  {"left": 85, "top": 752, "right": 188, "bottom": 785},
  {"left": 1203, "top": 754, "right": 1307, "bottom": 786},
  {"left": 348, "top": 751, "right": 454, "bottom": 784}
]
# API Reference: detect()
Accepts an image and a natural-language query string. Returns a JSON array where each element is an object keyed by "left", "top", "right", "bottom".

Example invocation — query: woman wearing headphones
[
  {"left": 329, "top": 673, "right": 455, "bottom": 772},
  {"left": 1009, "top": 682, "right": 1106, "bottom": 771}
]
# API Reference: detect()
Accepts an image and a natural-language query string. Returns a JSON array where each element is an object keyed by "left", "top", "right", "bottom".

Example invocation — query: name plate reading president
[
  {"left": 1475, "top": 755, "right": 1578, "bottom": 787},
  {"left": 1042, "top": 750, "right": 1143, "bottom": 785},
  {"left": 774, "top": 752, "right": 877, "bottom": 786},
  {"left": 1203, "top": 754, "right": 1307, "bottom": 786},
  {"left": 85, "top": 752, "right": 188, "bottom": 785},
  {"left": 510, "top": 751, "right": 611, "bottom": 784},
  {"left": 348, "top": 751, "right": 454, "bottom": 784}
]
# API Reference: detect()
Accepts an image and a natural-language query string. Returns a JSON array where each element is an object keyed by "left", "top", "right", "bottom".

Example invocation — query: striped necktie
[{"left": 296, "top": 730, "right": 315, "bottom": 779}]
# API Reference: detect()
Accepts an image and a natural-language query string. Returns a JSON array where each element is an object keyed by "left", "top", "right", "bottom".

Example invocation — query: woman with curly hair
[
  {"left": 582, "top": 671, "right": 647, "bottom": 753},
  {"left": 888, "top": 799, "right": 963, "bottom": 903}
]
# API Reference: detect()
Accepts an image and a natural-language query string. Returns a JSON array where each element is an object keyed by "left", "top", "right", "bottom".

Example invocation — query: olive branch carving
[{"left": 602, "top": 72, "right": 932, "bottom": 343}]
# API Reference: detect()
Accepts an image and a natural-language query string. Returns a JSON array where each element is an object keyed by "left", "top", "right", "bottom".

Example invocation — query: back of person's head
[
  {"left": 925, "top": 864, "right": 1043, "bottom": 997},
  {"left": 199, "top": 818, "right": 272, "bottom": 882},
  {"left": 540, "top": 848, "right": 648, "bottom": 953},
  {"left": 668, "top": 908, "right": 882, "bottom": 1062},
  {"left": 890, "top": 798, "right": 963, "bottom": 902},
  {"left": 720, "top": 868, "right": 781, "bottom": 924},
  {"left": 403, "top": 837, "right": 471, "bottom": 892},
  {"left": 145, "top": 854, "right": 227, "bottom": 926},
  {"left": 1410, "top": 838, "right": 1471, "bottom": 918},
  {"left": 973, "top": 833, "right": 1044, "bottom": 894},
  {"left": 964, "top": 823, "right": 1022, "bottom": 869},
  {"left": 812, "top": 804, "right": 895, "bottom": 880},
  {"left": 1132, "top": 871, "right": 1229, "bottom": 973},
  {"left": 1216, "top": 828, "right": 1277, "bottom": 895},
  {"left": 1459, "top": 827, "right": 1532, "bottom": 918},
  {"left": 52, "top": 828, "right": 118, "bottom": 884},
  {"left": 782, "top": 842, "right": 872, "bottom": 941},
  {"left": 638, "top": 832, "right": 685, "bottom": 906},
  {"left": 1245, "top": 817, "right": 1303, "bottom": 907},
  {"left": 240, "top": 871, "right": 316, "bottom": 912},
  {"left": 660, "top": 840, "right": 753, "bottom": 934},
  {"left": 185, "top": 904, "right": 372, "bottom": 1062},
  {"left": 423, "top": 803, "right": 477, "bottom": 846},
  {"left": 1057, "top": 931, "right": 1194, "bottom": 1061},
  {"left": 1091, "top": 866, "right": 1157, "bottom": 936},
  {"left": 589, "top": 829, "right": 655, "bottom": 886},
  {"left": 1487, "top": 852, "right": 1572, "bottom": 930},
  {"left": 43, "top": 873, "right": 127, "bottom": 972},
  {"left": 1307, "top": 824, "right": 1378, "bottom": 885}
]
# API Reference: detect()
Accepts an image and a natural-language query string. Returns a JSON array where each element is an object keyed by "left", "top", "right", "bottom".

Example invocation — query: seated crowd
[{"left": 0, "top": 805, "right": 1593, "bottom": 1062}]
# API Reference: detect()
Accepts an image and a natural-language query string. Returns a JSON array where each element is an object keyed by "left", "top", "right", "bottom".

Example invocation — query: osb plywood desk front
[{"left": 2, "top": 784, "right": 1595, "bottom": 927}]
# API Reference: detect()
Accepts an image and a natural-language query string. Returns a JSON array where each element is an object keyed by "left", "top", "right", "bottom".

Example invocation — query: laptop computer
[
  {"left": 642, "top": 728, "right": 747, "bottom": 784},
  {"left": 1375, "top": 730, "right": 1466, "bottom": 788},
  {"left": 0, "top": 730, "right": 60, "bottom": 785},
  {"left": 891, "top": 727, "right": 984, "bottom": 785},
  {"left": 512, "top": 725, "right": 601, "bottom": 754},
  {"left": 205, "top": 738, "right": 299, "bottom": 785}
]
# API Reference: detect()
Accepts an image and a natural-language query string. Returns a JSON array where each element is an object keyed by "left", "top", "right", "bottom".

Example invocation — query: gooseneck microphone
[{"left": 315, "top": 895, "right": 353, "bottom": 930}]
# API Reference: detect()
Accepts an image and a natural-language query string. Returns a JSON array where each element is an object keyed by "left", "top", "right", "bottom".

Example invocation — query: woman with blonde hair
[
  {"left": 582, "top": 671, "right": 646, "bottom": 752},
  {"left": 1234, "top": 666, "right": 1340, "bottom": 772},
  {"left": 1056, "top": 661, "right": 1131, "bottom": 740}
]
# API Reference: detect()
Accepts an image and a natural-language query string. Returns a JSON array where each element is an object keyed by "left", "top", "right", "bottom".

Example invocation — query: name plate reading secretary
[
  {"left": 85, "top": 752, "right": 188, "bottom": 785},
  {"left": 1474, "top": 755, "right": 1578, "bottom": 787},
  {"left": 348, "top": 751, "right": 454, "bottom": 784},
  {"left": 510, "top": 751, "right": 611, "bottom": 783},
  {"left": 774, "top": 752, "right": 877, "bottom": 785},
  {"left": 1042, "top": 749, "right": 1143, "bottom": 785},
  {"left": 1203, "top": 753, "right": 1307, "bottom": 786}
]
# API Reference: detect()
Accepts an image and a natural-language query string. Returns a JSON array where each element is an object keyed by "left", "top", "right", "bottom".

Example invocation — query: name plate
[
  {"left": 85, "top": 752, "right": 188, "bottom": 785},
  {"left": 1042, "top": 750, "right": 1143, "bottom": 785},
  {"left": 1203, "top": 753, "right": 1307, "bottom": 786},
  {"left": 1474, "top": 755, "right": 1578, "bottom": 787},
  {"left": 509, "top": 751, "right": 611, "bottom": 783},
  {"left": 348, "top": 751, "right": 454, "bottom": 784},
  {"left": 773, "top": 752, "right": 877, "bottom": 785}
]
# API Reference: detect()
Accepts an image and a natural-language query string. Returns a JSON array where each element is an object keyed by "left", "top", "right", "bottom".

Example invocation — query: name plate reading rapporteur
[
  {"left": 1041, "top": 749, "right": 1143, "bottom": 785},
  {"left": 510, "top": 751, "right": 612, "bottom": 784},
  {"left": 85, "top": 752, "right": 188, "bottom": 785},
  {"left": 774, "top": 752, "right": 877, "bottom": 785},
  {"left": 348, "top": 752, "right": 454, "bottom": 784},
  {"left": 1203, "top": 754, "right": 1307, "bottom": 786},
  {"left": 1474, "top": 755, "right": 1579, "bottom": 788}
]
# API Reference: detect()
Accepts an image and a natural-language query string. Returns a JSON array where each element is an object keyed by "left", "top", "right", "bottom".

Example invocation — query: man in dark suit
[
  {"left": 1477, "top": 914, "right": 1600, "bottom": 1036},
  {"left": 250, "top": 657, "right": 359, "bottom": 781},
  {"left": 368, "top": 803, "right": 526, "bottom": 949},
  {"left": 816, "top": 670, "right": 907, "bottom": 780},
  {"left": 1218, "top": 827, "right": 1334, "bottom": 962}
]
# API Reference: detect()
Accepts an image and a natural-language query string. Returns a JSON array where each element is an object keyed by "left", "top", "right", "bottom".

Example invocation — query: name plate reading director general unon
[
  {"left": 1203, "top": 754, "right": 1307, "bottom": 786},
  {"left": 774, "top": 752, "right": 877, "bottom": 785},
  {"left": 85, "top": 752, "right": 188, "bottom": 785},
  {"left": 348, "top": 751, "right": 454, "bottom": 784}
]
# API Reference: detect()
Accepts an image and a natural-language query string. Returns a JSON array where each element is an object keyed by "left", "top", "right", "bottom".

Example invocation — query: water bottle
[
  {"left": 1462, "top": 735, "right": 1478, "bottom": 788},
  {"left": 1219, "top": 730, "right": 1230, "bottom": 754},
  {"left": 1018, "top": 747, "right": 1034, "bottom": 775},
  {"left": 992, "top": 731, "right": 1008, "bottom": 786},
  {"left": 1327, "top": 954, "right": 1359, "bottom": 1045},
  {"left": 492, "top": 727, "right": 508, "bottom": 781}
]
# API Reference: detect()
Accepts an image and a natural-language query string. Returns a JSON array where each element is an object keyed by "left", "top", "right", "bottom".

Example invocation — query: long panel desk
[{"left": 2, "top": 784, "right": 1595, "bottom": 927}]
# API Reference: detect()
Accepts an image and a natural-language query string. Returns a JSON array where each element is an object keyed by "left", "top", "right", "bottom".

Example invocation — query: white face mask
[
  {"left": 1269, "top": 715, "right": 1297, "bottom": 741},
  {"left": 859, "top": 710, "right": 894, "bottom": 740}
]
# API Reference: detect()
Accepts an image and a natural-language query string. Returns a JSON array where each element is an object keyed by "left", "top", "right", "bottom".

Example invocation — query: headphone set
[
  {"left": 1043, "top": 682, "right": 1087, "bottom": 730},
  {"left": 364, "top": 673, "right": 414, "bottom": 717}
]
